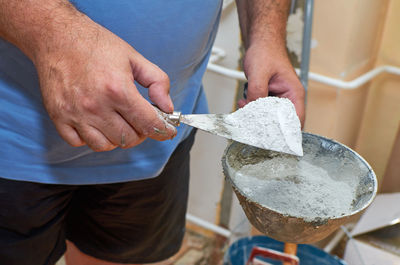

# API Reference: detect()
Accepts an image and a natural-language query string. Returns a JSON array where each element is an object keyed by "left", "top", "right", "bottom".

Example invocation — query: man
[{"left": 0, "top": 0, "right": 305, "bottom": 264}]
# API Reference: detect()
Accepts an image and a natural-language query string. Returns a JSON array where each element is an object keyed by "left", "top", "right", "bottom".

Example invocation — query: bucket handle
[{"left": 246, "top": 246, "right": 299, "bottom": 265}]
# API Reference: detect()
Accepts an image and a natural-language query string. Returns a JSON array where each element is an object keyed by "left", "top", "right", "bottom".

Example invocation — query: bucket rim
[{"left": 221, "top": 131, "right": 378, "bottom": 222}]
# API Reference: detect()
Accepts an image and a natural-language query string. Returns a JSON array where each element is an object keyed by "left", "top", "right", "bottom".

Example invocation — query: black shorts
[{"left": 0, "top": 130, "right": 196, "bottom": 265}]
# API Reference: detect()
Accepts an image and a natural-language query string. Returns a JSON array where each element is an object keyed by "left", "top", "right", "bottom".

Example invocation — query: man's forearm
[
  {"left": 0, "top": 0, "right": 86, "bottom": 61},
  {"left": 236, "top": 0, "right": 290, "bottom": 51},
  {"left": 235, "top": 0, "right": 305, "bottom": 124}
]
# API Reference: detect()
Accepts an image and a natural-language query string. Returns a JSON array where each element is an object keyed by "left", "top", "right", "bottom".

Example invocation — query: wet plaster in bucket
[{"left": 230, "top": 144, "right": 361, "bottom": 222}]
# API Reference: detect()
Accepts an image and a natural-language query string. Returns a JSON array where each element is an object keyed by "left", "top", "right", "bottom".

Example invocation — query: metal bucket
[{"left": 222, "top": 132, "right": 377, "bottom": 244}]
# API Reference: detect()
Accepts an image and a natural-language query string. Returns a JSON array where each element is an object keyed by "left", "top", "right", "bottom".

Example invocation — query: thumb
[
  {"left": 130, "top": 54, "right": 174, "bottom": 113},
  {"left": 244, "top": 76, "right": 270, "bottom": 107},
  {"left": 245, "top": 65, "right": 271, "bottom": 103},
  {"left": 238, "top": 99, "right": 247, "bottom": 108}
]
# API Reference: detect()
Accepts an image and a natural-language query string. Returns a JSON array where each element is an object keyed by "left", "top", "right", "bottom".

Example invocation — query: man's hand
[
  {"left": 0, "top": 1, "right": 176, "bottom": 151},
  {"left": 35, "top": 17, "right": 177, "bottom": 151},
  {"left": 238, "top": 43, "right": 305, "bottom": 125},
  {"left": 236, "top": 0, "right": 305, "bottom": 126}
]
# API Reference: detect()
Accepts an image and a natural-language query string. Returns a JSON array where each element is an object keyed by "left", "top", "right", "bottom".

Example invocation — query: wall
[
  {"left": 305, "top": 0, "right": 389, "bottom": 144},
  {"left": 304, "top": 0, "right": 400, "bottom": 184},
  {"left": 355, "top": 0, "right": 400, "bottom": 185}
]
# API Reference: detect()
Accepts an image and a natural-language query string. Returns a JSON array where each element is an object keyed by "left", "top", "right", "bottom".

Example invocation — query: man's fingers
[
  {"left": 286, "top": 75, "right": 306, "bottom": 127},
  {"left": 148, "top": 109, "right": 178, "bottom": 141},
  {"left": 116, "top": 85, "right": 177, "bottom": 141},
  {"left": 90, "top": 113, "right": 144, "bottom": 149},
  {"left": 125, "top": 54, "right": 177, "bottom": 140},
  {"left": 292, "top": 90, "right": 306, "bottom": 127},
  {"left": 130, "top": 100, "right": 177, "bottom": 141},
  {"left": 243, "top": 47, "right": 273, "bottom": 102},
  {"left": 76, "top": 125, "right": 117, "bottom": 152},
  {"left": 245, "top": 60, "right": 272, "bottom": 102},
  {"left": 246, "top": 79, "right": 269, "bottom": 102},
  {"left": 238, "top": 99, "right": 247, "bottom": 108},
  {"left": 148, "top": 76, "right": 174, "bottom": 113},
  {"left": 268, "top": 73, "right": 306, "bottom": 127},
  {"left": 130, "top": 54, "right": 173, "bottom": 113},
  {"left": 55, "top": 123, "right": 86, "bottom": 147}
]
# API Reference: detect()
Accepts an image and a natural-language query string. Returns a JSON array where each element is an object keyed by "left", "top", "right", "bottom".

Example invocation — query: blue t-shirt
[{"left": 0, "top": 0, "right": 222, "bottom": 184}]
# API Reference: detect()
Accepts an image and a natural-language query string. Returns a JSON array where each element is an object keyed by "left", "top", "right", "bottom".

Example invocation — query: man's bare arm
[
  {"left": 236, "top": 0, "right": 305, "bottom": 125},
  {"left": 0, "top": 0, "right": 176, "bottom": 151},
  {"left": 0, "top": 1, "right": 84, "bottom": 60},
  {"left": 236, "top": 0, "right": 288, "bottom": 50}
]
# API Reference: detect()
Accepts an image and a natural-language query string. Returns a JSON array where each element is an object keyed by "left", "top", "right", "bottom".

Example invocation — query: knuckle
[
  {"left": 250, "top": 82, "right": 266, "bottom": 93},
  {"left": 81, "top": 98, "right": 99, "bottom": 114},
  {"left": 159, "top": 72, "right": 170, "bottom": 85},
  {"left": 148, "top": 91, "right": 158, "bottom": 103},
  {"left": 60, "top": 102, "right": 74, "bottom": 114},
  {"left": 150, "top": 71, "right": 170, "bottom": 90},
  {"left": 248, "top": 84, "right": 268, "bottom": 100},
  {"left": 104, "top": 80, "right": 124, "bottom": 101},
  {"left": 45, "top": 95, "right": 77, "bottom": 122}
]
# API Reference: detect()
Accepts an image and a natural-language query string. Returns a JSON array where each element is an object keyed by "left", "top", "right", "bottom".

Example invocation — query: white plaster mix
[{"left": 225, "top": 97, "right": 303, "bottom": 156}]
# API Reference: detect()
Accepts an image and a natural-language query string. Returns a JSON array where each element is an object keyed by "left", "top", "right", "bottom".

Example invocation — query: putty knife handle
[
  {"left": 166, "top": 111, "right": 182, "bottom": 126},
  {"left": 152, "top": 105, "right": 182, "bottom": 127}
]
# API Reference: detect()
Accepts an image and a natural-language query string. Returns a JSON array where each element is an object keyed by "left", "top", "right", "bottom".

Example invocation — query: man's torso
[{"left": 0, "top": 0, "right": 222, "bottom": 184}]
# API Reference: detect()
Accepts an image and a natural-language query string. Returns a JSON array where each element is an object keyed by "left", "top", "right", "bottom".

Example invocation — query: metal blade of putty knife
[
  {"left": 180, "top": 114, "right": 235, "bottom": 140},
  {"left": 161, "top": 110, "right": 299, "bottom": 156}
]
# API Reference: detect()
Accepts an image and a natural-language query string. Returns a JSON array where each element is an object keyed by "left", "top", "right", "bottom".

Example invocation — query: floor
[{"left": 56, "top": 230, "right": 225, "bottom": 265}]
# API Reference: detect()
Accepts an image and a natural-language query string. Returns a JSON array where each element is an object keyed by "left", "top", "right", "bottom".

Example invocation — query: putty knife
[
  {"left": 156, "top": 108, "right": 302, "bottom": 156},
  {"left": 163, "top": 111, "right": 237, "bottom": 142}
]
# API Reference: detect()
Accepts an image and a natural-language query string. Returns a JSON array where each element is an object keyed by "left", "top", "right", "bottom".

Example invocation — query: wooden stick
[{"left": 283, "top": 243, "right": 298, "bottom": 265}]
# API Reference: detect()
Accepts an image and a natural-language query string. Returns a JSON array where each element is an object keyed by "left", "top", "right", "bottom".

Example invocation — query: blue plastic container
[{"left": 224, "top": 236, "right": 347, "bottom": 265}]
